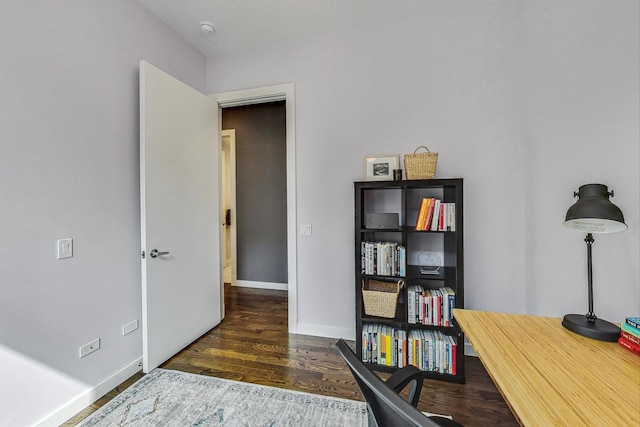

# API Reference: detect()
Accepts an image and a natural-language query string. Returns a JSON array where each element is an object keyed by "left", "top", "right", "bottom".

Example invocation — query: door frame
[
  {"left": 221, "top": 129, "right": 237, "bottom": 288},
  {"left": 213, "top": 83, "right": 298, "bottom": 333}
]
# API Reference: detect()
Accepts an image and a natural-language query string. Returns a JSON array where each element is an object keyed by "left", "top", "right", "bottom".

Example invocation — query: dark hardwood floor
[{"left": 64, "top": 285, "right": 518, "bottom": 426}]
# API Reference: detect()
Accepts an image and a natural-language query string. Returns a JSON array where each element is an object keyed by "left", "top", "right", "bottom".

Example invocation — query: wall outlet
[
  {"left": 122, "top": 319, "right": 139, "bottom": 336},
  {"left": 79, "top": 338, "right": 100, "bottom": 358}
]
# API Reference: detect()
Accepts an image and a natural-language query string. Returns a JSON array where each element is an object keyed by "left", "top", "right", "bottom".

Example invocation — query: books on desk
[{"left": 618, "top": 317, "right": 640, "bottom": 356}]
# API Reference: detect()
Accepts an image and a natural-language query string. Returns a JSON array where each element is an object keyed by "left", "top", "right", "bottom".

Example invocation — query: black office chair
[{"left": 336, "top": 339, "right": 463, "bottom": 427}]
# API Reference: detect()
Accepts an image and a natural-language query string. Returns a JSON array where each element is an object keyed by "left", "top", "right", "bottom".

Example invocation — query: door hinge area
[{"left": 141, "top": 251, "right": 145, "bottom": 259}]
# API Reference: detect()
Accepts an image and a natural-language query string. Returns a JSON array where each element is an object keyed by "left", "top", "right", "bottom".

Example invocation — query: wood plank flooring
[{"left": 64, "top": 285, "right": 518, "bottom": 426}]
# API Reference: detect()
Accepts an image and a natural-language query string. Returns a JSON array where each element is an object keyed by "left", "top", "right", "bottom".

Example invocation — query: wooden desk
[{"left": 453, "top": 309, "right": 640, "bottom": 426}]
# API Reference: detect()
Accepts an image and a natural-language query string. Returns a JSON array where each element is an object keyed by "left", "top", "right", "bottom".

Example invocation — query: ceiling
[{"left": 138, "top": 0, "right": 439, "bottom": 57}]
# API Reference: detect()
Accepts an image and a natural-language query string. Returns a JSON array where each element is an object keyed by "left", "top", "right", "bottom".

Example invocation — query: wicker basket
[
  {"left": 362, "top": 279, "right": 404, "bottom": 318},
  {"left": 404, "top": 146, "right": 438, "bottom": 179}
]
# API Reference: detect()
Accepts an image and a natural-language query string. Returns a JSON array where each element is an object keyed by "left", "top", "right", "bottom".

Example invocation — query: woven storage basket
[
  {"left": 404, "top": 146, "right": 438, "bottom": 179},
  {"left": 362, "top": 279, "right": 404, "bottom": 318}
]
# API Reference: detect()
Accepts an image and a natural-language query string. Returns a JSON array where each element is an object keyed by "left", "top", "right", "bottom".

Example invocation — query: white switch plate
[
  {"left": 57, "top": 238, "right": 73, "bottom": 259},
  {"left": 123, "top": 319, "right": 139, "bottom": 336},
  {"left": 300, "top": 224, "right": 312, "bottom": 236},
  {"left": 79, "top": 338, "right": 100, "bottom": 358}
]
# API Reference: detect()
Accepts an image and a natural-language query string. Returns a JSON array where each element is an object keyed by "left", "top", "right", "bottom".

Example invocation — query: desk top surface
[{"left": 453, "top": 309, "right": 640, "bottom": 427}]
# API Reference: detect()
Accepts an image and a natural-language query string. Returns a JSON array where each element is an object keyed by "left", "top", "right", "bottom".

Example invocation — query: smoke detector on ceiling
[{"left": 200, "top": 21, "right": 215, "bottom": 36}]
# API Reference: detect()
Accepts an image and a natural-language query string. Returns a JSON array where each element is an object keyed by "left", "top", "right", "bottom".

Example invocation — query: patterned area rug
[{"left": 78, "top": 368, "right": 367, "bottom": 426}]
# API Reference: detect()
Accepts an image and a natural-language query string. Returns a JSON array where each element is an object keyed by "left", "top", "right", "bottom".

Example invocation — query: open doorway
[
  {"left": 214, "top": 83, "right": 298, "bottom": 333},
  {"left": 222, "top": 101, "right": 287, "bottom": 290}
]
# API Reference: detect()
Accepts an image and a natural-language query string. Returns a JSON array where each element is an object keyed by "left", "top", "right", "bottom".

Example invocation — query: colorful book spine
[
  {"left": 361, "top": 242, "right": 406, "bottom": 276},
  {"left": 361, "top": 324, "right": 410, "bottom": 367},
  {"left": 414, "top": 199, "right": 456, "bottom": 231},
  {"left": 423, "top": 199, "right": 435, "bottom": 231},
  {"left": 621, "top": 322, "right": 640, "bottom": 338},
  {"left": 626, "top": 317, "right": 640, "bottom": 330},
  {"left": 621, "top": 330, "right": 640, "bottom": 346},
  {"left": 415, "top": 198, "right": 430, "bottom": 230},
  {"left": 618, "top": 336, "right": 640, "bottom": 356}
]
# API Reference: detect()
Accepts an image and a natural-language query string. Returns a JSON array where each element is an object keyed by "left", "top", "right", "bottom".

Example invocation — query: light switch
[
  {"left": 57, "top": 238, "right": 73, "bottom": 259},
  {"left": 300, "top": 224, "right": 312, "bottom": 236}
]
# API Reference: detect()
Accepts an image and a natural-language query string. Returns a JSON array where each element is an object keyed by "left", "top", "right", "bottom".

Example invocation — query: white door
[{"left": 140, "top": 61, "right": 221, "bottom": 373}]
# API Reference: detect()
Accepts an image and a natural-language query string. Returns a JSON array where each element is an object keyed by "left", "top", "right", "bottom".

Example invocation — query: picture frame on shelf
[{"left": 364, "top": 154, "right": 400, "bottom": 181}]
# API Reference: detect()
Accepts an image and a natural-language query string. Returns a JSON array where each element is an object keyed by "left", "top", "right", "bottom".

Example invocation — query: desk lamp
[{"left": 562, "top": 183, "right": 627, "bottom": 341}]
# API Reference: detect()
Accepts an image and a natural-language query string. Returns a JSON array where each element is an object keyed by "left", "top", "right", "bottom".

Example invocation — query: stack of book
[
  {"left": 407, "top": 286, "right": 456, "bottom": 326},
  {"left": 407, "top": 329, "right": 457, "bottom": 375},
  {"left": 361, "top": 323, "right": 407, "bottom": 368},
  {"left": 619, "top": 317, "right": 640, "bottom": 356},
  {"left": 361, "top": 241, "right": 406, "bottom": 276},
  {"left": 414, "top": 198, "right": 456, "bottom": 231}
]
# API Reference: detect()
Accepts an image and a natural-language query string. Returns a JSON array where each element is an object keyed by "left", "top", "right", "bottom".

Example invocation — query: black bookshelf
[{"left": 354, "top": 179, "right": 465, "bottom": 383}]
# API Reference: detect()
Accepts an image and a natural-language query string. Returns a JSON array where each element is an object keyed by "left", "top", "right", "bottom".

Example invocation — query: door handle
[{"left": 149, "top": 249, "right": 170, "bottom": 258}]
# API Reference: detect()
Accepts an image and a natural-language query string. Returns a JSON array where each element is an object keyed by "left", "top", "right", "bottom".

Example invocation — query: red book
[
  {"left": 618, "top": 336, "right": 640, "bottom": 356},
  {"left": 621, "top": 330, "right": 640, "bottom": 346},
  {"left": 451, "top": 342, "right": 457, "bottom": 375},
  {"left": 424, "top": 199, "right": 436, "bottom": 231}
]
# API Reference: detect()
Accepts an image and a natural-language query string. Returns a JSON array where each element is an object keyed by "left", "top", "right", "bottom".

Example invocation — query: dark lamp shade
[{"left": 563, "top": 184, "right": 627, "bottom": 234}]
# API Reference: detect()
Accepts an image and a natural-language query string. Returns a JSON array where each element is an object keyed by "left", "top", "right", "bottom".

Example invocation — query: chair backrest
[{"left": 336, "top": 339, "right": 441, "bottom": 427}]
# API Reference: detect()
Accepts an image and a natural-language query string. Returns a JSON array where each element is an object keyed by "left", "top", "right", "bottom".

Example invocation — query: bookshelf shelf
[{"left": 354, "top": 178, "right": 465, "bottom": 383}]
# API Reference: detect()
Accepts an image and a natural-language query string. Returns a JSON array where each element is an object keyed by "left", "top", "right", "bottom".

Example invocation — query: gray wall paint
[
  {"left": 207, "top": 0, "right": 639, "bottom": 336},
  {"left": 0, "top": 1, "right": 206, "bottom": 425},
  {"left": 223, "top": 102, "right": 288, "bottom": 284}
]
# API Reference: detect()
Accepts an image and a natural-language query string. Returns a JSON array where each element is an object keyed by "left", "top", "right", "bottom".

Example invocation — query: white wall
[
  {"left": 0, "top": 1, "right": 206, "bottom": 425},
  {"left": 523, "top": 0, "right": 640, "bottom": 317},
  {"left": 207, "top": 1, "right": 639, "bottom": 337}
]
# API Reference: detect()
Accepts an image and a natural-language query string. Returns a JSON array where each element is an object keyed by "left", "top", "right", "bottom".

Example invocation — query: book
[
  {"left": 450, "top": 336, "right": 457, "bottom": 375},
  {"left": 430, "top": 199, "right": 441, "bottom": 231},
  {"left": 373, "top": 325, "right": 379, "bottom": 364},
  {"left": 415, "top": 198, "right": 432, "bottom": 231},
  {"left": 386, "top": 326, "right": 393, "bottom": 366},
  {"left": 443, "top": 287, "right": 456, "bottom": 327},
  {"left": 621, "top": 330, "right": 640, "bottom": 346},
  {"left": 449, "top": 203, "right": 456, "bottom": 231},
  {"left": 380, "top": 326, "right": 387, "bottom": 366},
  {"left": 407, "top": 286, "right": 416, "bottom": 324},
  {"left": 423, "top": 198, "right": 436, "bottom": 231},
  {"left": 626, "top": 317, "right": 640, "bottom": 330},
  {"left": 621, "top": 322, "right": 640, "bottom": 339},
  {"left": 618, "top": 336, "right": 640, "bottom": 357},
  {"left": 438, "top": 202, "right": 446, "bottom": 231},
  {"left": 399, "top": 330, "right": 407, "bottom": 368},
  {"left": 362, "top": 324, "right": 369, "bottom": 362}
]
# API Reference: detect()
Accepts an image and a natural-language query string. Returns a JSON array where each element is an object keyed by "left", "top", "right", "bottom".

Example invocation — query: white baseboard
[
  {"left": 34, "top": 357, "right": 142, "bottom": 427},
  {"left": 295, "top": 323, "right": 354, "bottom": 340},
  {"left": 464, "top": 342, "right": 477, "bottom": 357},
  {"left": 234, "top": 280, "right": 287, "bottom": 291}
]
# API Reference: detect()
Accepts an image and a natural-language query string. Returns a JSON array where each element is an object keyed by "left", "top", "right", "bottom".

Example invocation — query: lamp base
[{"left": 562, "top": 314, "right": 620, "bottom": 342}]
